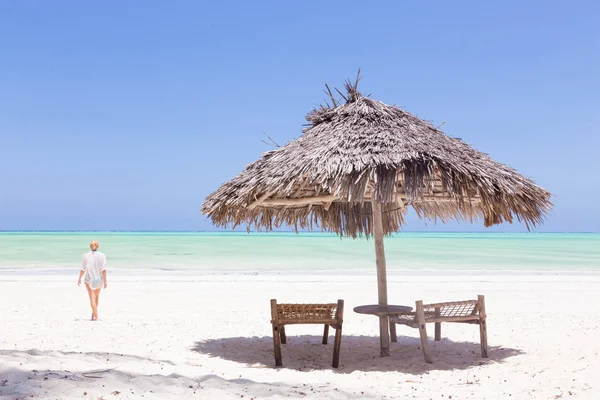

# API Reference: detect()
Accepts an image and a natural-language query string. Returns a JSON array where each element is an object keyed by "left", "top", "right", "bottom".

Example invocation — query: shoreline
[{"left": 2, "top": 268, "right": 600, "bottom": 280}]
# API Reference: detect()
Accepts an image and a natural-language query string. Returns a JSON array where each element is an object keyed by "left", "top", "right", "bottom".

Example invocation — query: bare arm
[
  {"left": 79, "top": 254, "right": 86, "bottom": 286},
  {"left": 102, "top": 270, "right": 107, "bottom": 289}
]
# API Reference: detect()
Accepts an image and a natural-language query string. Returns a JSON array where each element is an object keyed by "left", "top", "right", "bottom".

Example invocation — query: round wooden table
[{"left": 353, "top": 304, "right": 413, "bottom": 342}]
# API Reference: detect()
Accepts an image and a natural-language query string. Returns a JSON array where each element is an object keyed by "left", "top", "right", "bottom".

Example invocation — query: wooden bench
[
  {"left": 270, "top": 299, "right": 344, "bottom": 368},
  {"left": 390, "top": 295, "right": 488, "bottom": 363}
]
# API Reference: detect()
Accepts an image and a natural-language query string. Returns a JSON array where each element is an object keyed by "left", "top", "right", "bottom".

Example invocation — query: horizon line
[{"left": 0, "top": 230, "right": 598, "bottom": 234}]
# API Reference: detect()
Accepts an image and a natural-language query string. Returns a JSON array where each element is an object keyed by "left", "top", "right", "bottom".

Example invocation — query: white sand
[{"left": 1, "top": 272, "right": 599, "bottom": 399}]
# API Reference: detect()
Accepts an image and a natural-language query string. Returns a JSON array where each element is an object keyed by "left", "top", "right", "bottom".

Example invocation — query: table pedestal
[{"left": 353, "top": 304, "right": 414, "bottom": 353}]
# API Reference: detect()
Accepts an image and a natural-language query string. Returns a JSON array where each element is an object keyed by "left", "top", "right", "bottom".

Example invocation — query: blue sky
[{"left": 1, "top": 1, "right": 598, "bottom": 232}]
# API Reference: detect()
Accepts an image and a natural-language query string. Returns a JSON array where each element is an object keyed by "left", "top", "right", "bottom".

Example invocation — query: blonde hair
[{"left": 90, "top": 240, "right": 99, "bottom": 251}]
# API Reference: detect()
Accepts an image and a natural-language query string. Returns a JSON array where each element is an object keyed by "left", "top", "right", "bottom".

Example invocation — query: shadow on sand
[
  {"left": 0, "top": 367, "right": 330, "bottom": 400},
  {"left": 0, "top": 349, "right": 341, "bottom": 399},
  {"left": 192, "top": 334, "right": 523, "bottom": 373}
]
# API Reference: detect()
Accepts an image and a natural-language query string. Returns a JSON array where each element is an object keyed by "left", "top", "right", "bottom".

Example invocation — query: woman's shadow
[{"left": 191, "top": 334, "right": 523, "bottom": 373}]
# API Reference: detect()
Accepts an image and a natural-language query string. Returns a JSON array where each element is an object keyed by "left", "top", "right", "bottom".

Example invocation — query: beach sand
[{"left": 1, "top": 272, "right": 598, "bottom": 399}]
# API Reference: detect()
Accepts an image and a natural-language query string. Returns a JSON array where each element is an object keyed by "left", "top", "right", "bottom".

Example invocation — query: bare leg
[
  {"left": 85, "top": 284, "right": 98, "bottom": 320},
  {"left": 94, "top": 289, "right": 101, "bottom": 319}
]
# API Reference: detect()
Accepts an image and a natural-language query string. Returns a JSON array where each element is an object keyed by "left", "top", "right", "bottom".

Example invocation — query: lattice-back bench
[
  {"left": 270, "top": 299, "right": 344, "bottom": 368},
  {"left": 390, "top": 295, "right": 488, "bottom": 363}
]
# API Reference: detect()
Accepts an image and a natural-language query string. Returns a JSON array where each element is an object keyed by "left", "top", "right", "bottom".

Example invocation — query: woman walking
[{"left": 77, "top": 240, "right": 108, "bottom": 320}]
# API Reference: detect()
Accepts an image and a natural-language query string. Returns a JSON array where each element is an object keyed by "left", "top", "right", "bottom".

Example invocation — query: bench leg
[
  {"left": 272, "top": 324, "right": 283, "bottom": 367},
  {"left": 390, "top": 320, "right": 397, "bottom": 342},
  {"left": 280, "top": 326, "right": 287, "bottom": 344},
  {"left": 322, "top": 324, "right": 329, "bottom": 344},
  {"left": 479, "top": 318, "right": 488, "bottom": 358},
  {"left": 332, "top": 326, "right": 342, "bottom": 368},
  {"left": 434, "top": 306, "right": 441, "bottom": 341},
  {"left": 416, "top": 300, "right": 433, "bottom": 363},
  {"left": 418, "top": 324, "right": 432, "bottom": 364},
  {"left": 478, "top": 295, "right": 488, "bottom": 358}
]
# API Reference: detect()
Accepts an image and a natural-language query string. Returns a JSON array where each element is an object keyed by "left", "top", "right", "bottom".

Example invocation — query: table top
[{"left": 353, "top": 304, "right": 413, "bottom": 316}]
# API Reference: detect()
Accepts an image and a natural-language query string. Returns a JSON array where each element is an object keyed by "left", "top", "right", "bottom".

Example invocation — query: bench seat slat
[{"left": 274, "top": 319, "right": 339, "bottom": 325}]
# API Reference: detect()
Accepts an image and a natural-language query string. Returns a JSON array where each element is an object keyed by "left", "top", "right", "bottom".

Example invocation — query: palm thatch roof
[{"left": 202, "top": 74, "right": 552, "bottom": 237}]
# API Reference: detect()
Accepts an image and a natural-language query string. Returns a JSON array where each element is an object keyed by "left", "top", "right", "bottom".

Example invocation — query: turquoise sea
[{"left": 0, "top": 232, "right": 598, "bottom": 273}]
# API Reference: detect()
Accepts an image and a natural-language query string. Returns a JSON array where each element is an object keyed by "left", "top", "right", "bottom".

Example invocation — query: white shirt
[{"left": 81, "top": 250, "right": 107, "bottom": 289}]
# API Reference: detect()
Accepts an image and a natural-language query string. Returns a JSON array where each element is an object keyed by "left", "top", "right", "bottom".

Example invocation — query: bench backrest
[
  {"left": 419, "top": 295, "right": 485, "bottom": 323},
  {"left": 271, "top": 299, "right": 344, "bottom": 325}
]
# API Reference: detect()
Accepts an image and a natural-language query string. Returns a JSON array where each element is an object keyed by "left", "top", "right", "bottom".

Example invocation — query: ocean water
[{"left": 0, "top": 232, "right": 598, "bottom": 273}]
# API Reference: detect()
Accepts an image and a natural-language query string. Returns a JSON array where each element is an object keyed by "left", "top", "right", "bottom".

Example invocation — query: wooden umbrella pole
[{"left": 372, "top": 200, "right": 390, "bottom": 356}]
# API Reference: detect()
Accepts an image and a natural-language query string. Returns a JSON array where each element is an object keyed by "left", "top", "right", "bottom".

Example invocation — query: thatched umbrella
[{"left": 202, "top": 73, "right": 552, "bottom": 357}]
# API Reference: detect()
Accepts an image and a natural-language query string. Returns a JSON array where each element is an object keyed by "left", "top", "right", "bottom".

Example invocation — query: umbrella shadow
[{"left": 191, "top": 334, "right": 523, "bottom": 373}]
